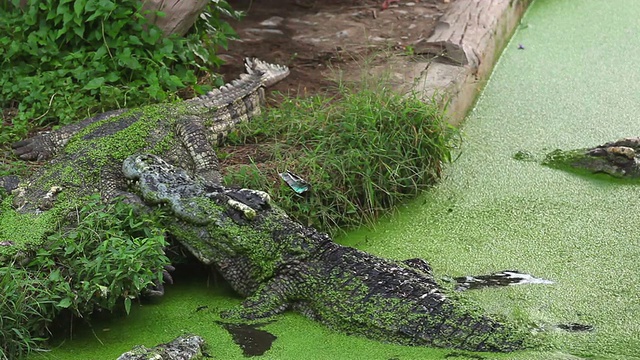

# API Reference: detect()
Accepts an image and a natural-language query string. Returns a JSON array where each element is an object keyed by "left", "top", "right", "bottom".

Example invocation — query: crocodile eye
[{"left": 587, "top": 148, "right": 607, "bottom": 157}]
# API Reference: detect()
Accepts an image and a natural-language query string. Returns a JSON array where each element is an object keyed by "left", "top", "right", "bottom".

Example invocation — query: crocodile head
[
  {"left": 123, "top": 154, "right": 218, "bottom": 225},
  {"left": 543, "top": 137, "right": 640, "bottom": 179}
]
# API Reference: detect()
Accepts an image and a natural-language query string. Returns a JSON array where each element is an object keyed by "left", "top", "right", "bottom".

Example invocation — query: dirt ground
[
  {"left": 218, "top": 0, "right": 451, "bottom": 97},
  {"left": 215, "top": 0, "right": 452, "bottom": 171}
]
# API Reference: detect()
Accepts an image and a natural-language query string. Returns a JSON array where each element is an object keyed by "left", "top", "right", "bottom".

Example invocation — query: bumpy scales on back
[{"left": 123, "top": 153, "right": 530, "bottom": 353}]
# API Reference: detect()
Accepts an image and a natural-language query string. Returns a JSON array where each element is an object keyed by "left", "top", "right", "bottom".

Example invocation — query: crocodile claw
[{"left": 144, "top": 264, "right": 176, "bottom": 297}]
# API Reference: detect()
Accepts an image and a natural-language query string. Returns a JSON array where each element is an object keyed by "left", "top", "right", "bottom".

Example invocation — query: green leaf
[
  {"left": 128, "top": 35, "right": 142, "bottom": 45},
  {"left": 49, "top": 270, "right": 62, "bottom": 281},
  {"left": 142, "top": 27, "right": 161, "bottom": 45},
  {"left": 124, "top": 297, "right": 132, "bottom": 315},
  {"left": 94, "top": 45, "right": 107, "bottom": 59},
  {"left": 74, "top": 0, "right": 86, "bottom": 17},
  {"left": 86, "top": 10, "right": 102, "bottom": 22},
  {"left": 56, "top": 1, "right": 68, "bottom": 16},
  {"left": 84, "top": 77, "right": 105, "bottom": 90},
  {"left": 57, "top": 298, "right": 72, "bottom": 309},
  {"left": 104, "top": 72, "right": 119, "bottom": 82},
  {"left": 85, "top": 0, "right": 97, "bottom": 12},
  {"left": 55, "top": 28, "right": 66, "bottom": 40},
  {"left": 73, "top": 24, "right": 85, "bottom": 38},
  {"left": 160, "top": 39, "right": 173, "bottom": 54},
  {"left": 97, "top": 0, "right": 116, "bottom": 12},
  {"left": 167, "top": 75, "right": 185, "bottom": 89},
  {"left": 63, "top": 11, "right": 74, "bottom": 27},
  {"left": 117, "top": 48, "right": 141, "bottom": 70}
]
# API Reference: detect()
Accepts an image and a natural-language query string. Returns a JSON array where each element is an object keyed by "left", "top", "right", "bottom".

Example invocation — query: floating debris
[
  {"left": 279, "top": 171, "right": 311, "bottom": 195},
  {"left": 557, "top": 323, "right": 594, "bottom": 332},
  {"left": 512, "top": 150, "right": 537, "bottom": 161},
  {"left": 454, "top": 270, "right": 553, "bottom": 291},
  {"left": 218, "top": 323, "right": 277, "bottom": 357}
]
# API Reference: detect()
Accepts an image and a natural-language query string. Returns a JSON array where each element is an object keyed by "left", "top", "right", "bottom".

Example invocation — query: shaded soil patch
[{"left": 218, "top": 0, "right": 450, "bottom": 97}]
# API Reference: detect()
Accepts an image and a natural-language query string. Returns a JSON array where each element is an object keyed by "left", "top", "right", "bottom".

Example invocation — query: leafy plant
[
  {"left": 0, "top": 267, "right": 56, "bottom": 360},
  {"left": 224, "top": 83, "right": 459, "bottom": 233},
  {"left": 0, "top": 195, "right": 169, "bottom": 359},
  {"left": 192, "top": 0, "right": 243, "bottom": 69},
  {"left": 0, "top": 0, "right": 240, "bottom": 145}
]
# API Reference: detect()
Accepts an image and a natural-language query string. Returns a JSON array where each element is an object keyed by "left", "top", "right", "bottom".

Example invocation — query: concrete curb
[
  {"left": 420, "top": 0, "right": 533, "bottom": 125},
  {"left": 367, "top": 0, "right": 532, "bottom": 126},
  {"left": 422, "top": 0, "right": 531, "bottom": 125}
]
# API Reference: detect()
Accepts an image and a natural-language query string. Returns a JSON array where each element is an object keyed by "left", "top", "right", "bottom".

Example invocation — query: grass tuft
[
  {"left": 223, "top": 82, "right": 459, "bottom": 233},
  {"left": 0, "top": 196, "right": 169, "bottom": 359}
]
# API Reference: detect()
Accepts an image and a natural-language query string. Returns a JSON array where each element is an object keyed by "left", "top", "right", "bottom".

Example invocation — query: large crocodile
[
  {"left": 542, "top": 137, "right": 640, "bottom": 179},
  {"left": 122, "top": 153, "right": 530, "bottom": 352},
  {"left": 0, "top": 58, "right": 289, "bottom": 257}
]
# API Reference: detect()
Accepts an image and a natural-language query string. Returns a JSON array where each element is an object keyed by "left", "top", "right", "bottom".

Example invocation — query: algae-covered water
[{"left": 33, "top": 0, "right": 640, "bottom": 359}]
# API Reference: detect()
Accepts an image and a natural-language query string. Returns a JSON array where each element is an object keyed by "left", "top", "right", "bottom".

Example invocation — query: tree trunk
[
  {"left": 413, "top": 0, "right": 525, "bottom": 67},
  {"left": 142, "top": 0, "right": 210, "bottom": 36}
]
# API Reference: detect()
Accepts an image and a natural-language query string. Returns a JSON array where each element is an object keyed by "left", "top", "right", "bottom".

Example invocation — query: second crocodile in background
[{"left": 543, "top": 137, "right": 640, "bottom": 179}]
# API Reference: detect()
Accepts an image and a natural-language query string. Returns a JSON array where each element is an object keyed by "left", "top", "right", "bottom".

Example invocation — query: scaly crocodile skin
[{"left": 124, "top": 153, "right": 530, "bottom": 353}]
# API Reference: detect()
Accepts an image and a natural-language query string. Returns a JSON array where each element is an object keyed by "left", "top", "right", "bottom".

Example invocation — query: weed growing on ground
[
  {"left": 0, "top": 195, "right": 169, "bottom": 359},
  {"left": 224, "top": 82, "right": 459, "bottom": 233}
]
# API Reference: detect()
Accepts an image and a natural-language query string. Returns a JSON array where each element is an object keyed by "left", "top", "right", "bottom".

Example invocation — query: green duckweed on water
[{"left": 32, "top": 0, "right": 640, "bottom": 359}]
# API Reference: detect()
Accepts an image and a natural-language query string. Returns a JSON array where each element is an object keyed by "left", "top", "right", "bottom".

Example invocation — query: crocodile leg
[
  {"left": 221, "top": 275, "right": 297, "bottom": 321},
  {"left": 12, "top": 109, "right": 128, "bottom": 161},
  {"left": 101, "top": 161, "right": 138, "bottom": 200},
  {"left": 0, "top": 175, "right": 20, "bottom": 194},
  {"left": 175, "top": 116, "right": 223, "bottom": 185}
]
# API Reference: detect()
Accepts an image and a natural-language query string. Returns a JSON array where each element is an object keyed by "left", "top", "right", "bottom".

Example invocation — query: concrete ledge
[
  {"left": 223, "top": 0, "right": 531, "bottom": 127},
  {"left": 414, "top": 0, "right": 533, "bottom": 125}
]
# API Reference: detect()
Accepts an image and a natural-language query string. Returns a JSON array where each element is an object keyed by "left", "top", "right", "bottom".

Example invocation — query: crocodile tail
[
  {"left": 418, "top": 301, "right": 528, "bottom": 352},
  {"left": 187, "top": 72, "right": 264, "bottom": 108},
  {"left": 244, "top": 58, "right": 290, "bottom": 87}
]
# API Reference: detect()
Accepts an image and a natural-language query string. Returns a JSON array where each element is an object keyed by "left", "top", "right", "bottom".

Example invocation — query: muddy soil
[{"left": 218, "top": 0, "right": 451, "bottom": 97}]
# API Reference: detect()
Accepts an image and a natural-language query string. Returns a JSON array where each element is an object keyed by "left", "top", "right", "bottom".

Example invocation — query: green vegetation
[
  {"left": 0, "top": 0, "right": 241, "bottom": 146},
  {"left": 224, "top": 83, "right": 458, "bottom": 233},
  {"left": 0, "top": 196, "right": 169, "bottom": 360},
  {"left": 0, "top": 197, "right": 63, "bottom": 259}
]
